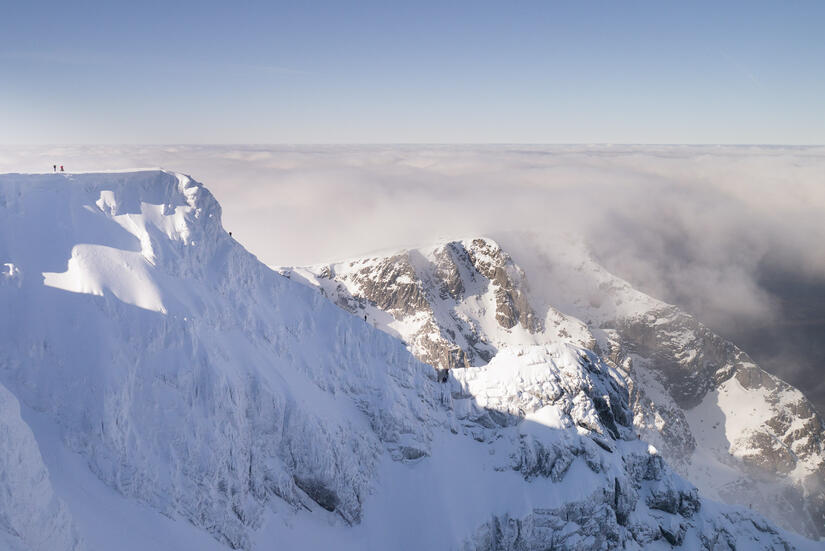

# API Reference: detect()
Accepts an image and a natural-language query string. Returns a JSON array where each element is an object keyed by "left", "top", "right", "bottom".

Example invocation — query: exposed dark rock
[
  {"left": 293, "top": 477, "right": 339, "bottom": 513},
  {"left": 466, "top": 239, "right": 542, "bottom": 333},
  {"left": 605, "top": 307, "right": 744, "bottom": 409},
  {"left": 357, "top": 254, "right": 430, "bottom": 316},
  {"left": 514, "top": 438, "right": 575, "bottom": 482},
  {"left": 400, "top": 446, "right": 428, "bottom": 461},
  {"left": 658, "top": 517, "right": 686, "bottom": 545},
  {"left": 613, "top": 477, "right": 635, "bottom": 526},
  {"left": 735, "top": 431, "right": 797, "bottom": 475}
]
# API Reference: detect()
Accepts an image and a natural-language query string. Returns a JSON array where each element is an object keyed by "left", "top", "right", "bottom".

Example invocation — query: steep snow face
[
  {"left": 0, "top": 382, "right": 81, "bottom": 551},
  {"left": 288, "top": 235, "right": 825, "bottom": 540},
  {"left": 0, "top": 172, "right": 819, "bottom": 551},
  {"left": 0, "top": 171, "right": 447, "bottom": 549}
]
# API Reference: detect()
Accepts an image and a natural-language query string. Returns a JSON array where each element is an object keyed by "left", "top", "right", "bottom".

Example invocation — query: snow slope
[
  {"left": 0, "top": 171, "right": 445, "bottom": 549},
  {"left": 0, "top": 382, "right": 81, "bottom": 551},
  {"left": 0, "top": 171, "right": 820, "bottom": 550}
]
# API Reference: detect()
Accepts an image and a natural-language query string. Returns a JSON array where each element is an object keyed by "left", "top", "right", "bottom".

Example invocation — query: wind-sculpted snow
[
  {"left": 0, "top": 171, "right": 446, "bottom": 549},
  {"left": 0, "top": 171, "right": 820, "bottom": 550}
]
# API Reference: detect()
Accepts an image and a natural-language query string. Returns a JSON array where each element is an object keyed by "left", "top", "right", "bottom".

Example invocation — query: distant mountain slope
[
  {"left": 286, "top": 235, "right": 825, "bottom": 540},
  {"left": 0, "top": 171, "right": 819, "bottom": 550}
]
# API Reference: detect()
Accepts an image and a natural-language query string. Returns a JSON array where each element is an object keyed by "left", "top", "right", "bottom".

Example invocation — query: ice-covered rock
[{"left": 290, "top": 234, "right": 825, "bottom": 541}]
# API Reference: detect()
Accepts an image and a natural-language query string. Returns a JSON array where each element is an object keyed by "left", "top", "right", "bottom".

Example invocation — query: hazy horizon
[{"left": 2, "top": 143, "right": 823, "bottom": 416}]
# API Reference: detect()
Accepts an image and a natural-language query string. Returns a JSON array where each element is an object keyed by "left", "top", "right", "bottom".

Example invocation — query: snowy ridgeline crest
[
  {"left": 286, "top": 235, "right": 825, "bottom": 543},
  {"left": 0, "top": 171, "right": 820, "bottom": 551},
  {"left": 0, "top": 171, "right": 440, "bottom": 549}
]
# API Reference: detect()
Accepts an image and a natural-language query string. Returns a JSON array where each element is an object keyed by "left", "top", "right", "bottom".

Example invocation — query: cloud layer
[{"left": 2, "top": 145, "right": 824, "bottom": 411}]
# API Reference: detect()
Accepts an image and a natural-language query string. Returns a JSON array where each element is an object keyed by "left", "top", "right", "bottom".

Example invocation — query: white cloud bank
[{"left": 2, "top": 144, "right": 824, "bottom": 410}]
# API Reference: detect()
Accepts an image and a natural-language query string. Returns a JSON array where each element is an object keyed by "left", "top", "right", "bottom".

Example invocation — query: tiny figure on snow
[
  {"left": 60, "top": 165, "right": 64, "bottom": 172},
  {"left": 229, "top": 232, "right": 232, "bottom": 237},
  {"left": 53, "top": 164, "right": 56, "bottom": 172}
]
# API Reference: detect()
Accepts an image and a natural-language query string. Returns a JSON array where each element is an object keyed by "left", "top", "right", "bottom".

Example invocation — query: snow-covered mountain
[
  {"left": 0, "top": 170, "right": 821, "bottom": 550},
  {"left": 285, "top": 236, "right": 825, "bottom": 541}
]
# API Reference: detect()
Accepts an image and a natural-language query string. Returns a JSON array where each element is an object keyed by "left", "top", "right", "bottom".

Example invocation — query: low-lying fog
[{"left": 2, "top": 144, "right": 823, "bottom": 413}]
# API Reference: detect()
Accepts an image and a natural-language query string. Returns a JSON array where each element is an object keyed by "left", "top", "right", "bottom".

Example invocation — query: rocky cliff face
[
  {"left": 287, "top": 235, "right": 825, "bottom": 541},
  {"left": 287, "top": 239, "right": 551, "bottom": 374},
  {"left": 522, "top": 237, "right": 825, "bottom": 541},
  {"left": 603, "top": 304, "right": 825, "bottom": 537}
]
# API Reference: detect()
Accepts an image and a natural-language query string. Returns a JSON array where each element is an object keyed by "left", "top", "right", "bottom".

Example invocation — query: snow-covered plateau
[{"left": 0, "top": 170, "right": 822, "bottom": 550}]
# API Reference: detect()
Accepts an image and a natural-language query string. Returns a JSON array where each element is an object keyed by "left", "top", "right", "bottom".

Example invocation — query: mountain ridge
[
  {"left": 286, "top": 234, "right": 825, "bottom": 540},
  {"left": 0, "top": 170, "right": 821, "bottom": 550}
]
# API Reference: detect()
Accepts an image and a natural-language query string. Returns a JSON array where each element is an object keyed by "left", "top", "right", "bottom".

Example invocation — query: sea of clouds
[{"left": 2, "top": 144, "right": 823, "bottom": 412}]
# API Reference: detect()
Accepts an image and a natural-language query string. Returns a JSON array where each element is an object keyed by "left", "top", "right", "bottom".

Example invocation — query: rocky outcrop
[
  {"left": 465, "top": 239, "right": 542, "bottom": 332},
  {"left": 288, "top": 239, "right": 544, "bottom": 373},
  {"left": 604, "top": 306, "right": 743, "bottom": 409},
  {"left": 603, "top": 308, "right": 825, "bottom": 538}
]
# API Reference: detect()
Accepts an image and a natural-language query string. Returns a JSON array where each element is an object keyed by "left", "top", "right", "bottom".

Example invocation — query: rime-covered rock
[{"left": 290, "top": 233, "right": 825, "bottom": 540}]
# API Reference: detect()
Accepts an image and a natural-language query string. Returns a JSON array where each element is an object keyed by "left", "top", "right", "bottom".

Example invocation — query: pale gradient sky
[{"left": 1, "top": 0, "right": 824, "bottom": 144}]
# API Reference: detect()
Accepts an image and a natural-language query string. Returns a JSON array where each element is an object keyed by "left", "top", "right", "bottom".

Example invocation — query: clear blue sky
[{"left": 1, "top": 1, "right": 823, "bottom": 144}]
